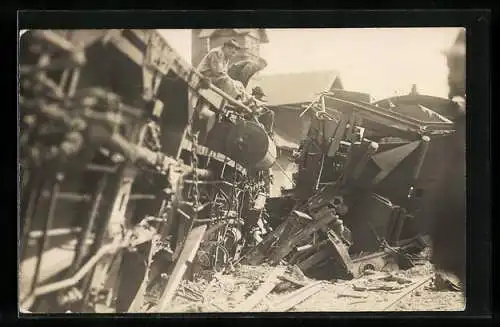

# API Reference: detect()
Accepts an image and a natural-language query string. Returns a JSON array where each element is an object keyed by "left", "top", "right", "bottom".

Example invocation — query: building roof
[
  {"left": 248, "top": 70, "right": 342, "bottom": 107},
  {"left": 198, "top": 29, "right": 269, "bottom": 43},
  {"left": 373, "top": 94, "right": 459, "bottom": 121}
]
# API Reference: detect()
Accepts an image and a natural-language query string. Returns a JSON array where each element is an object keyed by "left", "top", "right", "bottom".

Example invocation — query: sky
[{"left": 159, "top": 28, "right": 463, "bottom": 101}]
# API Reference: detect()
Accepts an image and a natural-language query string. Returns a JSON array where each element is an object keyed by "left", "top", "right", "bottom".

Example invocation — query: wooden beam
[
  {"left": 278, "top": 275, "right": 309, "bottom": 287},
  {"left": 270, "top": 209, "right": 336, "bottom": 264},
  {"left": 109, "top": 34, "right": 144, "bottom": 66},
  {"left": 149, "top": 224, "right": 207, "bottom": 312},
  {"left": 267, "top": 281, "right": 323, "bottom": 312},
  {"left": 231, "top": 265, "right": 286, "bottom": 312},
  {"left": 244, "top": 216, "right": 293, "bottom": 265},
  {"left": 323, "top": 229, "right": 355, "bottom": 276}
]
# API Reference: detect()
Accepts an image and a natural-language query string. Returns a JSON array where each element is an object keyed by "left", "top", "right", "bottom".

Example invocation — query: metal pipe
[
  {"left": 79, "top": 166, "right": 126, "bottom": 307},
  {"left": 40, "top": 191, "right": 154, "bottom": 203},
  {"left": 20, "top": 174, "right": 44, "bottom": 261},
  {"left": 206, "top": 83, "right": 254, "bottom": 115},
  {"left": 41, "top": 192, "right": 91, "bottom": 202},
  {"left": 67, "top": 68, "right": 80, "bottom": 98},
  {"left": 28, "top": 228, "right": 82, "bottom": 240},
  {"left": 68, "top": 175, "right": 108, "bottom": 276},
  {"left": 182, "top": 179, "right": 235, "bottom": 187},
  {"left": 30, "top": 172, "right": 64, "bottom": 294},
  {"left": 86, "top": 164, "right": 118, "bottom": 173},
  {"left": 129, "top": 194, "right": 156, "bottom": 200},
  {"left": 59, "top": 69, "right": 70, "bottom": 90},
  {"left": 107, "top": 133, "right": 212, "bottom": 178}
]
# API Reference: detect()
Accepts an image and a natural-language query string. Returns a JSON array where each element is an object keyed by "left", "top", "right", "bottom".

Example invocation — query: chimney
[
  {"left": 410, "top": 84, "right": 419, "bottom": 95},
  {"left": 191, "top": 29, "right": 269, "bottom": 68}
]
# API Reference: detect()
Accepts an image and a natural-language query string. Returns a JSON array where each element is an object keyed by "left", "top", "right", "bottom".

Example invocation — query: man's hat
[
  {"left": 252, "top": 86, "right": 266, "bottom": 98},
  {"left": 224, "top": 39, "right": 245, "bottom": 50}
]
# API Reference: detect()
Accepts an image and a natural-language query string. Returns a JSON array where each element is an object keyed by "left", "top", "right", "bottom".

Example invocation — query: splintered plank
[
  {"left": 244, "top": 218, "right": 292, "bottom": 265},
  {"left": 231, "top": 265, "right": 287, "bottom": 312},
  {"left": 148, "top": 224, "right": 207, "bottom": 312},
  {"left": 270, "top": 211, "right": 335, "bottom": 264},
  {"left": 324, "top": 229, "right": 355, "bottom": 276},
  {"left": 267, "top": 281, "right": 324, "bottom": 312},
  {"left": 278, "top": 275, "right": 309, "bottom": 287},
  {"left": 127, "top": 237, "right": 158, "bottom": 312}
]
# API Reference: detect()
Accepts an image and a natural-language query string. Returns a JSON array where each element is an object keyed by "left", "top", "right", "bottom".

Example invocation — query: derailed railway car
[
  {"left": 19, "top": 29, "right": 276, "bottom": 313},
  {"left": 251, "top": 89, "right": 462, "bottom": 280}
]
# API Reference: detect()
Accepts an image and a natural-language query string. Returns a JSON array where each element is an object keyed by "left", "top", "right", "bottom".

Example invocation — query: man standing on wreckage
[
  {"left": 196, "top": 39, "right": 272, "bottom": 117},
  {"left": 246, "top": 86, "right": 275, "bottom": 135},
  {"left": 197, "top": 39, "right": 251, "bottom": 102},
  {"left": 194, "top": 38, "right": 274, "bottom": 138}
]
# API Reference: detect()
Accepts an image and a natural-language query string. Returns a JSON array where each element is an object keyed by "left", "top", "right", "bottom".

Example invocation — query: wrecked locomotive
[
  {"left": 19, "top": 29, "right": 276, "bottom": 313},
  {"left": 250, "top": 87, "right": 462, "bottom": 281}
]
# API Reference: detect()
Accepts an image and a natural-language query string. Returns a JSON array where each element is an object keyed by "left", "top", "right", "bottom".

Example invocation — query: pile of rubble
[
  {"left": 162, "top": 263, "right": 315, "bottom": 312},
  {"left": 239, "top": 198, "right": 430, "bottom": 282}
]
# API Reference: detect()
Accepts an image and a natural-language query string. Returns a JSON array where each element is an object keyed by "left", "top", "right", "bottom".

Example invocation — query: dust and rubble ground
[{"left": 165, "top": 261, "right": 465, "bottom": 313}]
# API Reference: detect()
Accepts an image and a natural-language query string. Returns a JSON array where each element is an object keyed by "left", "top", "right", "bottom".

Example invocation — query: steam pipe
[{"left": 107, "top": 133, "right": 211, "bottom": 178}]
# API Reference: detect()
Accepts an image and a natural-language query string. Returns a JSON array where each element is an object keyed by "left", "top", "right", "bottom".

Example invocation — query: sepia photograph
[{"left": 18, "top": 26, "right": 466, "bottom": 314}]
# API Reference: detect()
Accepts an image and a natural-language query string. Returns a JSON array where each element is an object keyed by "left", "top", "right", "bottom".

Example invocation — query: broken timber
[
  {"left": 148, "top": 224, "right": 207, "bottom": 312},
  {"left": 278, "top": 275, "right": 309, "bottom": 287},
  {"left": 231, "top": 265, "right": 287, "bottom": 312},
  {"left": 244, "top": 218, "right": 293, "bottom": 265},
  {"left": 127, "top": 235, "right": 160, "bottom": 312},
  {"left": 270, "top": 208, "right": 336, "bottom": 264},
  {"left": 266, "top": 281, "right": 324, "bottom": 312},
  {"left": 323, "top": 229, "right": 355, "bottom": 276}
]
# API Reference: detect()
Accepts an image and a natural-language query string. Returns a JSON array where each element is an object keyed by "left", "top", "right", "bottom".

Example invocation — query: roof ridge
[{"left": 258, "top": 69, "right": 339, "bottom": 78}]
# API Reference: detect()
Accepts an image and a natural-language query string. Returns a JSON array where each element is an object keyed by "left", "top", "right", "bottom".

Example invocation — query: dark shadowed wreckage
[{"left": 18, "top": 29, "right": 465, "bottom": 313}]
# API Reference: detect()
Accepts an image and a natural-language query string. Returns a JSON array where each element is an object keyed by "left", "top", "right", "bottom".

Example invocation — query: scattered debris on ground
[{"left": 160, "top": 261, "right": 464, "bottom": 313}]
